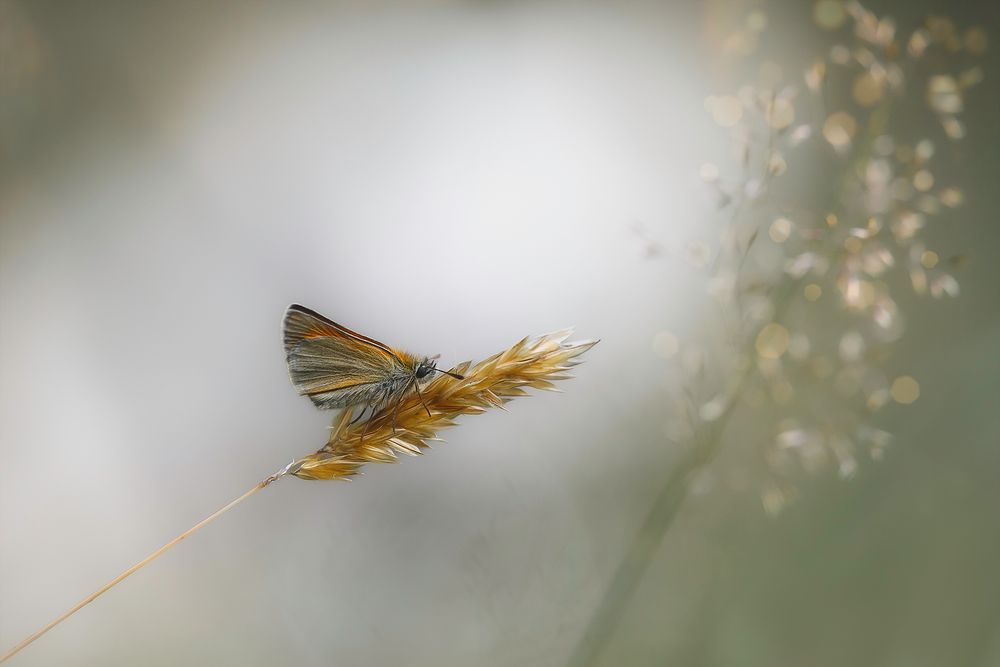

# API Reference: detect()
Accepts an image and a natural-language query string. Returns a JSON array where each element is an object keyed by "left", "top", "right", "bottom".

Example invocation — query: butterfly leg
[
  {"left": 348, "top": 405, "right": 369, "bottom": 426},
  {"left": 390, "top": 392, "right": 402, "bottom": 434},
  {"left": 391, "top": 379, "right": 417, "bottom": 434},
  {"left": 359, "top": 407, "right": 374, "bottom": 443},
  {"left": 358, "top": 393, "right": 389, "bottom": 443}
]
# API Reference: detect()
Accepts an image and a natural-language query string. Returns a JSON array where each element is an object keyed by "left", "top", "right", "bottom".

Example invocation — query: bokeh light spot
[
  {"left": 940, "top": 188, "right": 964, "bottom": 207},
  {"left": 756, "top": 323, "right": 790, "bottom": 359},
  {"left": 942, "top": 116, "right": 965, "bottom": 140},
  {"left": 913, "top": 170, "right": 934, "bottom": 192},
  {"left": 964, "top": 27, "right": 988, "bottom": 55},
  {"left": 709, "top": 95, "right": 744, "bottom": 127},
  {"left": 927, "top": 75, "right": 963, "bottom": 114},
  {"left": 767, "top": 98, "right": 795, "bottom": 129},
  {"left": 915, "top": 139, "right": 934, "bottom": 163},
  {"left": 823, "top": 111, "right": 857, "bottom": 150},
  {"left": 852, "top": 71, "right": 884, "bottom": 107},
  {"left": 769, "top": 217, "right": 792, "bottom": 243},
  {"left": 891, "top": 376, "right": 920, "bottom": 404},
  {"left": 813, "top": 0, "right": 846, "bottom": 30}
]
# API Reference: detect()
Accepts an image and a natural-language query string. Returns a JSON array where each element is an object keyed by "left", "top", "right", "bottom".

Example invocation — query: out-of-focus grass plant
[{"left": 571, "top": 2, "right": 986, "bottom": 664}]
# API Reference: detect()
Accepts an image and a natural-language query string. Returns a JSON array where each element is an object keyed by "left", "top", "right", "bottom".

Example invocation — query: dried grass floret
[{"left": 292, "top": 330, "right": 597, "bottom": 480}]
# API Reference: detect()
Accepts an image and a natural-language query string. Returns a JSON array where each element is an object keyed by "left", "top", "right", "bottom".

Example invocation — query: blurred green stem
[
  {"left": 566, "top": 94, "right": 892, "bottom": 666},
  {"left": 563, "top": 288, "right": 779, "bottom": 667}
]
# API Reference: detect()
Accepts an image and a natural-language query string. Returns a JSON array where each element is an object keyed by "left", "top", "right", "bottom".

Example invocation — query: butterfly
[{"left": 282, "top": 304, "right": 463, "bottom": 427}]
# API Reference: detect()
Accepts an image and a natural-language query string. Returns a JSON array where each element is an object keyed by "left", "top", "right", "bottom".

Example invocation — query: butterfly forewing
[{"left": 283, "top": 305, "right": 413, "bottom": 409}]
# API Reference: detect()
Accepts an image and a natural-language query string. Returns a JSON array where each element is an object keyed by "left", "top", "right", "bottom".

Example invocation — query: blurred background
[{"left": 0, "top": 1, "right": 997, "bottom": 665}]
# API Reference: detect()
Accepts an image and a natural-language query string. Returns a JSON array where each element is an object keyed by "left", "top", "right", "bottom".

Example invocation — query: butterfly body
[{"left": 283, "top": 304, "right": 459, "bottom": 414}]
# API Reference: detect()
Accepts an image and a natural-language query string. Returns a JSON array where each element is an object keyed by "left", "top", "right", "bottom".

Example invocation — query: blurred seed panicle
[
  {"left": 291, "top": 331, "right": 598, "bottom": 480},
  {"left": 656, "top": 0, "right": 985, "bottom": 510},
  {"left": 573, "top": 4, "right": 987, "bottom": 664}
]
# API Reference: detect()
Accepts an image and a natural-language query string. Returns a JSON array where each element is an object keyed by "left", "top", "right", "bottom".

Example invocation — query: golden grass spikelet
[{"left": 291, "top": 330, "right": 597, "bottom": 480}]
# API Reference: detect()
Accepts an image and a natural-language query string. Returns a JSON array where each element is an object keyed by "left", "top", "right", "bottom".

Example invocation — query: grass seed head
[{"left": 291, "top": 331, "right": 597, "bottom": 480}]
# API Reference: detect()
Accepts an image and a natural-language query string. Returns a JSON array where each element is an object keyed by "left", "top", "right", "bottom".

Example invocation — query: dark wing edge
[{"left": 282, "top": 304, "right": 400, "bottom": 360}]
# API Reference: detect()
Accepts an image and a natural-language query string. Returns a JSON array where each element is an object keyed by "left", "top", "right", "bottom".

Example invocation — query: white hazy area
[{"left": 0, "top": 3, "right": 721, "bottom": 665}]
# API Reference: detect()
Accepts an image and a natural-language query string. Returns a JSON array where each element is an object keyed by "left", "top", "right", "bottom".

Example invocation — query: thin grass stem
[{"left": 0, "top": 464, "right": 294, "bottom": 664}]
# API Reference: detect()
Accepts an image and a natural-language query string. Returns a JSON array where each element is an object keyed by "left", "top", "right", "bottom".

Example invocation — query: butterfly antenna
[{"left": 435, "top": 368, "right": 465, "bottom": 380}]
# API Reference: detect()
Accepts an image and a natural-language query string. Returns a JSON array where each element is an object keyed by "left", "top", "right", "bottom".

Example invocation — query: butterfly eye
[{"left": 415, "top": 362, "right": 434, "bottom": 379}]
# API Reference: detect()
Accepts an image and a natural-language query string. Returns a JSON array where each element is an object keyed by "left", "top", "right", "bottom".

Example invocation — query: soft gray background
[{"left": 1, "top": 1, "right": 998, "bottom": 666}]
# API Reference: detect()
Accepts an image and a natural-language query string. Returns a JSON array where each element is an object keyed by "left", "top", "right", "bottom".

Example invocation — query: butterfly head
[
  {"left": 414, "top": 357, "right": 464, "bottom": 382},
  {"left": 415, "top": 358, "right": 436, "bottom": 381}
]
